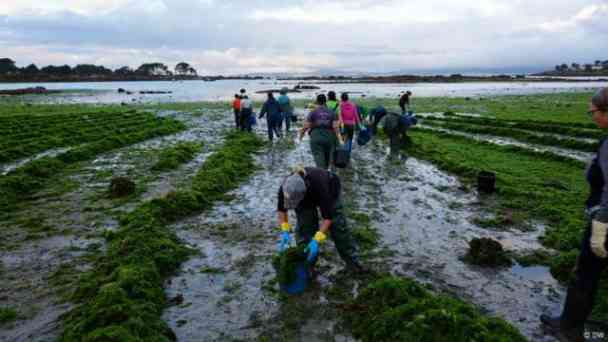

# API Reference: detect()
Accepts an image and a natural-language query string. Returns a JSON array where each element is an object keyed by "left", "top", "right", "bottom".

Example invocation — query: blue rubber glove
[
  {"left": 304, "top": 231, "right": 327, "bottom": 262},
  {"left": 279, "top": 231, "right": 291, "bottom": 252},
  {"left": 305, "top": 240, "right": 319, "bottom": 262}
]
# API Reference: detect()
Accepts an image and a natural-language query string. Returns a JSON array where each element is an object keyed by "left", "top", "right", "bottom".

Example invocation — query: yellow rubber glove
[
  {"left": 281, "top": 222, "right": 291, "bottom": 232},
  {"left": 313, "top": 231, "right": 327, "bottom": 243},
  {"left": 591, "top": 220, "right": 608, "bottom": 258}
]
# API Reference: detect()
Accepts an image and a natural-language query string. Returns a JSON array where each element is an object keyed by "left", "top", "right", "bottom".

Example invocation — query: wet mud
[{"left": 163, "top": 115, "right": 568, "bottom": 341}]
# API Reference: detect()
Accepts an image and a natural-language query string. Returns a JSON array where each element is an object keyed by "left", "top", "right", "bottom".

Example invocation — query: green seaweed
[
  {"left": 343, "top": 276, "right": 526, "bottom": 341},
  {"left": 422, "top": 119, "right": 598, "bottom": 152},
  {"left": 405, "top": 127, "right": 608, "bottom": 321},
  {"left": 151, "top": 142, "right": 202, "bottom": 171},
  {"left": 60, "top": 131, "right": 264, "bottom": 341},
  {"left": 0, "top": 115, "right": 185, "bottom": 217},
  {"left": 272, "top": 245, "right": 308, "bottom": 286},
  {"left": 0, "top": 307, "right": 17, "bottom": 324}
]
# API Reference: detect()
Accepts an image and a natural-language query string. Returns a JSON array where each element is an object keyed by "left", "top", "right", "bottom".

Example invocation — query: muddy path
[
  {"left": 0, "top": 109, "right": 229, "bottom": 342},
  {"left": 419, "top": 125, "right": 593, "bottom": 162},
  {"left": 163, "top": 120, "right": 565, "bottom": 341}
]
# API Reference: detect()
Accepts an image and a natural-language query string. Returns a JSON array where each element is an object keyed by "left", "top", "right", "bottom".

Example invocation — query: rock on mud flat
[
  {"left": 108, "top": 177, "right": 136, "bottom": 198},
  {"left": 464, "top": 237, "right": 513, "bottom": 267}
]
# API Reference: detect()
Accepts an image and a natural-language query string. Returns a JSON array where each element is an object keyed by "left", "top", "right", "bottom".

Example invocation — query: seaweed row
[
  {"left": 151, "top": 141, "right": 203, "bottom": 172},
  {"left": 0, "top": 117, "right": 186, "bottom": 217},
  {"left": 0, "top": 111, "right": 167, "bottom": 163},
  {"left": 406, "top": 128, "right": 607, "bottom": 322},
  {"left": 421, "top": 119, "right": 598, "bottom": 152},
  {"left": 59, "top": 131, "right": 264, "bottom": 341},
  {"left": 439, "top": 111, "right": 601, "bottom": 132}
]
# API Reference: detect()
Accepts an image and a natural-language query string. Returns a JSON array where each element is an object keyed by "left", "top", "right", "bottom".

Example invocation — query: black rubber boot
[{"left": 540, "top": 314, "right": 585, "bottom": 342}]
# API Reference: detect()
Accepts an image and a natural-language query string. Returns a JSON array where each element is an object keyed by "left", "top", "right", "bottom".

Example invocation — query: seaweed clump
[
  {"left": 272, "top": 245, "right": 307, "bottom": 285},
  {"left": 464, "top": 237, "right": 513, "bottom": 267},
  {"left": 109, "top": 177, "right": 136, "bottom": 198},
  {"left": 0, "top": 307, "right": 17, "bottom": 324},
  {"left": 344, "top": 276, "right": 526, "bottom": 342}
]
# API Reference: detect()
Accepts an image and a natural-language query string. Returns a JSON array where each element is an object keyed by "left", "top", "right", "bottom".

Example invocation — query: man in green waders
[
  {"left": 299, "top": 94, "right": 340, "bottom": 170},
  {"left": 277, "top": 167, "right": 366, "bottom": 273}
]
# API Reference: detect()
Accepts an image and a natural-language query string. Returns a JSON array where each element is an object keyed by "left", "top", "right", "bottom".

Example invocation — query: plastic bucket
[
  {"left": 280, "top": 262, "right": 309, "bottom": 294},
  {"left": 477, "top": 171, "right": 496, "bottom": 194}
]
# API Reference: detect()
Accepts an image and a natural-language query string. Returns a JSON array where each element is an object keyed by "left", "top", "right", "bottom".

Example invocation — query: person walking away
[
  {"left": 277, "top": 167, "right": 366, "bottom": 273},
  {"left": 541, "top": 88, "right": 608, "bottom": 342},
  {"left": 240, "top": 95, "right": 253, "bottom": 132},
  {"left": 232, "top": 94, "right": 241, "bottom": 129},
  {"left": 278, "top": 87, "right": 293, "bottom": 133},
  {"left": 338, "top": 93, "right": 361, "bottom": 153},
  {"left": 399, "top": 91, "right": 412, "bottom": 114},
  {"left": 259, "top": 92, "right": 283, "bottom": 141},
  {"left": 299, "top": 94, "right": 340, "bottom": 170},
  {"left": 327, "top": 91, "right": 340, "bottom": 114}
]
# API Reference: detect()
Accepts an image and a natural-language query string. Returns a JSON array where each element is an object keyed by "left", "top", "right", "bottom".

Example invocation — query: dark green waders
[
  {"left": 294, "top": 198, "right": 359, "bottom": 265},
  {"left": 309, "top": 128, "right": 337, "bottom": 170}
]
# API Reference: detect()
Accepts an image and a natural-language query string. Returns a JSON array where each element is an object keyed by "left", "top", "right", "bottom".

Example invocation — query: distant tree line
[
  {"left": 554, "top": 60, "right": 608, "bottom": 72},
  {"left": 0, "top": 58, "right": 199, "bottom": 80}
]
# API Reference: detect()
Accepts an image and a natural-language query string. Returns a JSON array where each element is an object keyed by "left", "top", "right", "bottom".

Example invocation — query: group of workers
[
  {"left": 232, "top": 88, "right": 294, "bottom": 140},
  {"left": 231, "top": 87, "right": 608, "bottom": 341},
  {"left": 272, "top": 90, "right": 417, "bottom": 275}
]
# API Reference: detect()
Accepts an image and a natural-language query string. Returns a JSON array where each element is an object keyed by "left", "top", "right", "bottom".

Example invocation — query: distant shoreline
[
  {"left": 0, "top": 75, "right": 264, "bottom": 84},
  {"left": 1, "top": 74, "right": 607, "bottom": 84}
]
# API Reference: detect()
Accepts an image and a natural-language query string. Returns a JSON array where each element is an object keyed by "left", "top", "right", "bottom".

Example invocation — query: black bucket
[
  {"left": 477, "top": 171, "right": 496, "bottom": 194},
  {"left": 334, "top": 145, "right": 350, "bottom": 168}
]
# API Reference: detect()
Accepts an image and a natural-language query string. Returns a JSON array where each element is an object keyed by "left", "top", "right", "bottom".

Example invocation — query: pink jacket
[{"left": 340, "top": 101, "right": 359, "bottom": 125}]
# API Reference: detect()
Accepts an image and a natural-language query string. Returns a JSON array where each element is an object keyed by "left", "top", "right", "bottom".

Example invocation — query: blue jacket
[{"left": 259, "top": 98, "right": 282, "bottom": 122}]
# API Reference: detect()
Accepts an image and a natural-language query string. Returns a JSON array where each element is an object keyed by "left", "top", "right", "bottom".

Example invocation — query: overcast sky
[{"left": 1, "top": 0, "right": 607, "bottom": 75}]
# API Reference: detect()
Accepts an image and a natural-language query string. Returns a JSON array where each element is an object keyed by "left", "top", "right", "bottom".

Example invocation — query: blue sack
[
  {"left": 357, "top": 127, "right": 371, "bottom": 146},
  {"left": 280, "top": 262, "right": 309, "bottom": 294},
  {"left": 400, "top": 114, "right": 417, "bottom": 128}
]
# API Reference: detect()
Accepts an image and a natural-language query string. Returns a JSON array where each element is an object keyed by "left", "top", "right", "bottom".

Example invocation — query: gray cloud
[{"left": 1, "top": 0, "right": 607, "bottom": 74}]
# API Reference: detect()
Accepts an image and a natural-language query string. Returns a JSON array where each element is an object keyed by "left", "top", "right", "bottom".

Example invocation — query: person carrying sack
[
  {"left": 299, "top": 94, "right": 341, "bottom": 170},
  {"left": 277, "top": 167, "right": 367, "bottom": 274},
  {"left": 338, "top": 92, "right": 361, "bottom": 153}
]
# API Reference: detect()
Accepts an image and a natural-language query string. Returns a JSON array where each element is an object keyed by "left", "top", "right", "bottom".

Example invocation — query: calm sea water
[{"left": 0, "top": 79, "right": 606, "bottom": 104}]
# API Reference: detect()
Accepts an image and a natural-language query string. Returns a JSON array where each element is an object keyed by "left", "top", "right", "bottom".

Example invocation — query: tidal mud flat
[{"left": 0, "top": 92, "right": 606, "bottom": 341}]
